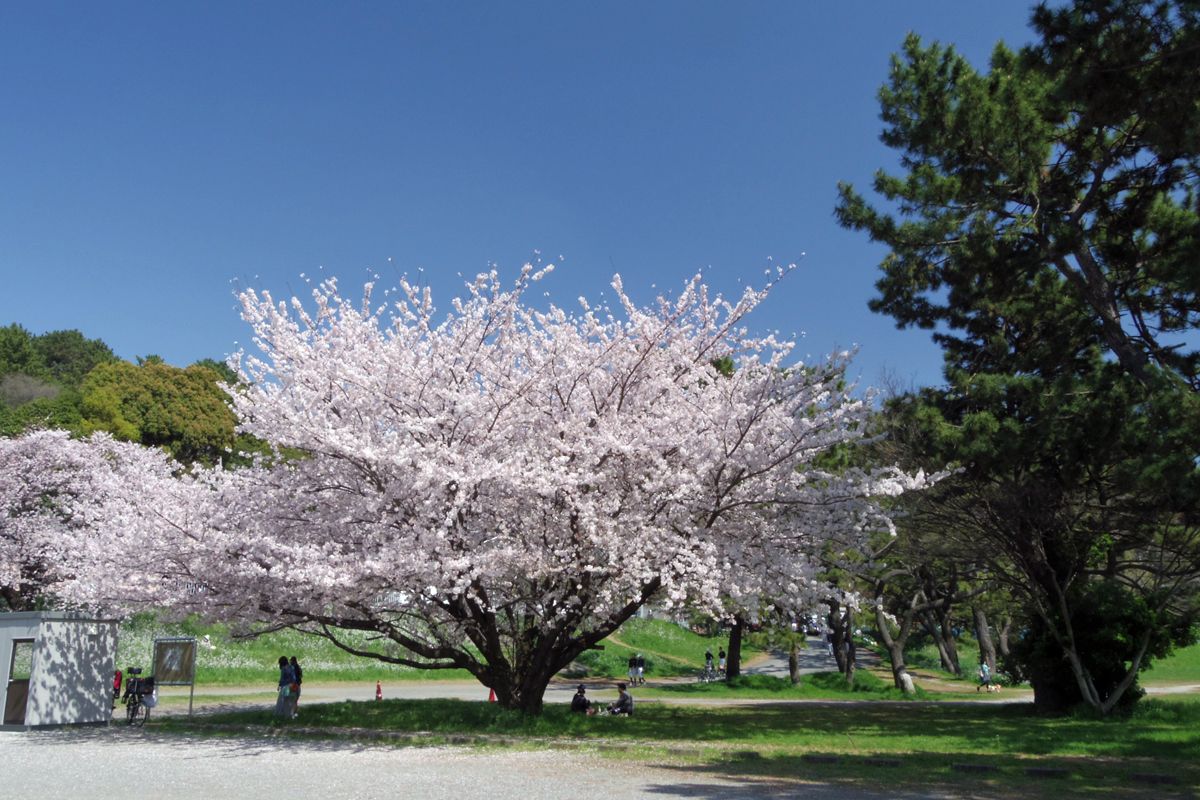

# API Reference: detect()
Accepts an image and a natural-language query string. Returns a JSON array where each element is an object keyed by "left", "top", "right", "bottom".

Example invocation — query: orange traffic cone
[
  {"left": 488, "top": 688, "right": 496, "bottom": 702},
  {"left": 375, "top": 680, "right": 382, "bottom": 701}
]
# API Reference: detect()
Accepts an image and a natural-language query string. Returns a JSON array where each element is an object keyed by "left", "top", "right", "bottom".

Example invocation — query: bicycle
[
  {"left": 697, "top": 664, "right": 718, "bottom": 683},
  {"left": 121, "top": 668, "right": 156, "bottom": 727}
]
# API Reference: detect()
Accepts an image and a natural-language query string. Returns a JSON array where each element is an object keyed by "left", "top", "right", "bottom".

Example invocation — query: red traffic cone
[
  {"left": 487, "top": 688, "right": 496, "bottom": 703},
  {"left": 375, "top": 680, "right": 382, "bottom": 701}
]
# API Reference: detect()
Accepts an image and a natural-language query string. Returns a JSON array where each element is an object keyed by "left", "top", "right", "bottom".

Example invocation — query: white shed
[{"left": 1, "top": 611, "right": 118, "bottom": 729}]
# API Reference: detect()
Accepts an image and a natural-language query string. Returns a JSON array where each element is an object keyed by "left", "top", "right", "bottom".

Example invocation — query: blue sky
[{"left": 1, "top": 2, "right": 1042, "bottom": 391}]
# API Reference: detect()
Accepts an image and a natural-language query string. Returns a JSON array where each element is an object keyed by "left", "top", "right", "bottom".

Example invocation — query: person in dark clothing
[
  {"left": 571, "top": 684, "right": 594, "bottom": 714},
  {"left": 275, "top": 656, "right": 296, "bottom": 719},
  {"left": 289, "top": 656, "right": 303, "bottom": 716},
  {"left": 609, "top": 682, "right": 634, "bottom": 716}
]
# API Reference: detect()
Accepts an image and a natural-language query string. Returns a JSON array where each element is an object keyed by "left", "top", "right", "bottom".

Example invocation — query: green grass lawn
[
  {"left": 1142, "top": 641, "right": 1200, "bottom": 684},
  {"left": 648, "top": 670, "right": 935, "bottom": 700}
]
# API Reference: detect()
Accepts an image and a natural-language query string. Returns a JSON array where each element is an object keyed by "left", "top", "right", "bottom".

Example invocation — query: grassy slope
[
  {"left": 1142, "top": 641, "right": 1200, "bottom": 684},
  {"left": 116, "top": 615, "right": 745, "bottom": 685}
]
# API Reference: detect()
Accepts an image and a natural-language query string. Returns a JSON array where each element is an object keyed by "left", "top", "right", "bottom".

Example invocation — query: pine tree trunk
[
  {"left": 940, "top": 612, "right": 961, "bottom": 676},
  {"left": 997, "top": 615, "right": 1012, "bottom": 658},
  {"left": 921, "top": 611, "right": 957, "bottom": 673},
  {"left": 874, "top": 595, "right": 916, "bottom": 695},
  {"left": 973, "top": 606, "right": 997, "bottom": 672}
]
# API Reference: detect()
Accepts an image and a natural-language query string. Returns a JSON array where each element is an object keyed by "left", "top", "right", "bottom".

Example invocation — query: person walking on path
[
  {"left": 275, "top": 656, "right": 296, "bottom": 719},
  {"left": 977, "top": 661, "right": 993, "bottom": 692}
]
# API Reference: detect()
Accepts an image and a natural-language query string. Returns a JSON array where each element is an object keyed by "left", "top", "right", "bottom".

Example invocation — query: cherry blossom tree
[
  {"left": 0, "top": 430, "right": 177, "bottom": 610},
  {"left": 64, "top": 268, "right": 927, "bottom": 713}
]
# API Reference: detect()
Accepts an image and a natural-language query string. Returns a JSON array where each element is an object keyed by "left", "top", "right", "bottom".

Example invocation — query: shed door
[{"left": 4, "top": 639, "right": 34, "bottom": 725}]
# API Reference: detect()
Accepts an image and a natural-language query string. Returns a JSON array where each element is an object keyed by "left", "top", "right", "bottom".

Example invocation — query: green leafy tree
[
  {"left": 190, "top": 357, "right": 238, "bottom": 385},
  {"left": 0, "top": 324, "right": 46, "bottom": 381},
  {"left": 81, "top": 360, "right": 238, "bottom": 465},
  {"left": 836, "top": 0, "right": 1200, "bottom": 713},
  {"left": 837, "top": 0, "right": 1199, "bottom": 389},
  {"left": 32, "top": 330, "right": 116, "bottom": 388},
  {"left": 0, "top": 391, "right": 85, "bottom": 437}
]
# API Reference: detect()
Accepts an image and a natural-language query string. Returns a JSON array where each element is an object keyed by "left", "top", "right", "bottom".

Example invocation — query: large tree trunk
[
  {"left": 997, "top": 615, "right": 1012, "bottom": 659},
  {"left": 315, "top": 577, "right": 664, "bottom": 716},
  {"left": 827, "top": 600, "right": 848, "bottom": 674},
  {"left": 787, "top": 638, "right": 801, "bottom": 685},
  {"left": 921, "top": 610, "right": 959, "bottom": 675},
  {"left": 973, "top": 606, "right": 997, "bottom": 673},
  {"left": 874, "top": 601, "right": 914, "bottom": 694},
  {"left": 939, "top": 611, "right": 961, "bottom": 675},
  {"left": 725, "top": 616, "right": 745, "bottom": 680},
  {"left": 842, "top": 606, "right": 856, "bottom": 685}
]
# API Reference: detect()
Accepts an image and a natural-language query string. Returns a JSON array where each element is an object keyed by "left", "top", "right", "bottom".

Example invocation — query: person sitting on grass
[
  {"left": 571, "top": 684, "right": 596, "bottom": 715},
  {"left": 609, "top": 682, "right": 634, "bottom": 716}
]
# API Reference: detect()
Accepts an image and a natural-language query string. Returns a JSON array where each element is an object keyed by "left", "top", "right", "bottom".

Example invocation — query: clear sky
[{"left": 1, "top": 2, "right": 1043, "bottom": 391}]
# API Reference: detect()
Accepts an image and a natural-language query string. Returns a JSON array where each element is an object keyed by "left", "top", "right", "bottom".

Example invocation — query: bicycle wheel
[{"left": 126, "top": 698, "right": 149, "bottom": 727}]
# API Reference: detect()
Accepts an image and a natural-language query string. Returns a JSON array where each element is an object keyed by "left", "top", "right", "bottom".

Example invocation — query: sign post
[{"left": 152, "top": 637, "right": 198, "bottom": 718}]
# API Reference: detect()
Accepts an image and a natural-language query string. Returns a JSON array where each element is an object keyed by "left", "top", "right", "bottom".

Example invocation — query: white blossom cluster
[{"left": 0, "top": 430, "right": 179, "bottom": 607}]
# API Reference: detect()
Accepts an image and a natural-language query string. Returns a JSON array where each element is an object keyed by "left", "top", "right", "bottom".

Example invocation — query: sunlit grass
[
  {"left": 116, "top": 614, "right": 740, "bottom": 685},
  {"left": 167, "top": 695, "right": 1200, "bottom": 765}
]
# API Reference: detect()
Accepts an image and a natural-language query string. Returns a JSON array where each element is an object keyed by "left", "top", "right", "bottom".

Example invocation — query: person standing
[
  {"left": 627, "top": 653, "right": 638, "bottom": 684},
  {"left": 717, "top": 648, "right": 727, "bottom": 675},
  {"left": 289, "top": 656, "right": 303, "bottom": 717},
  {"left": 634, "top": 653, "right": 646, "bottom": 685},
  {"left": 275, "top": 656, "right": 296, "bottom": 719}
]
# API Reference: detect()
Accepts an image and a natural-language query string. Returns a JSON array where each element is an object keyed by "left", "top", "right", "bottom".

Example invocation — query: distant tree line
[{"left": 0, "top": 323, "right": 261, "bottom": 466}]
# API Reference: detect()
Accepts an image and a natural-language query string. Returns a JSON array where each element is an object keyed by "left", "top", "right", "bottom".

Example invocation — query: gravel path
[{"left": 0, "top": 728, "right": 962, "bottom": 800}]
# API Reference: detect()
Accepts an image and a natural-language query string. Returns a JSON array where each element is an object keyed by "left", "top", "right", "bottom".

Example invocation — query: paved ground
[
  {"left": 7, "top": 640, "right": 1195, "bottom": 799},
  {"left": 0, "top": 727, "right": 966, "bottom": 800}
]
